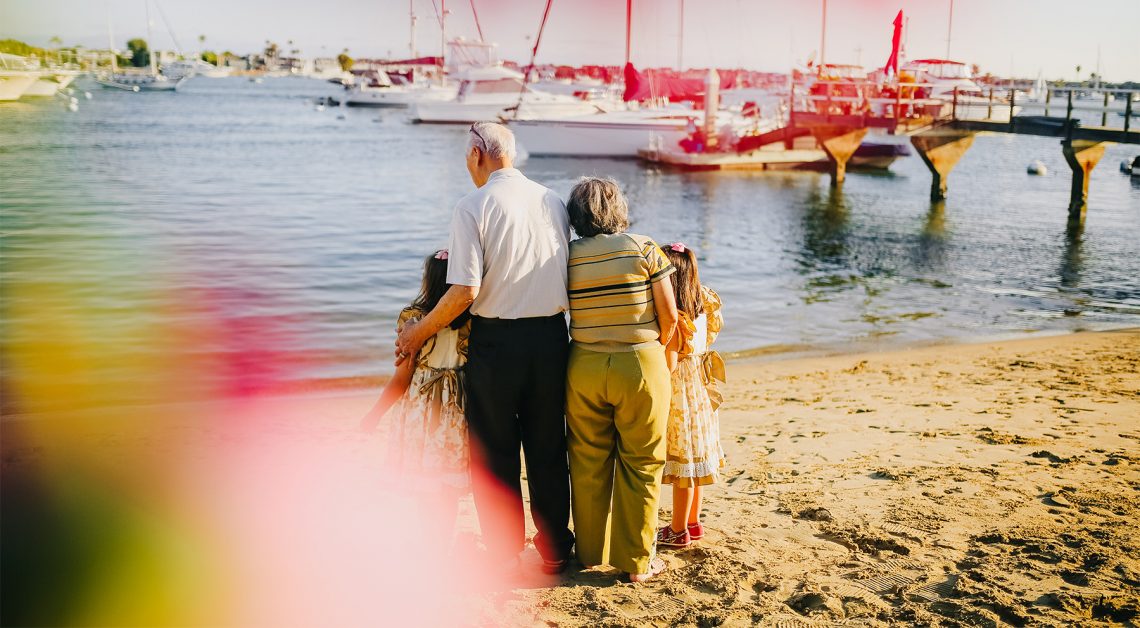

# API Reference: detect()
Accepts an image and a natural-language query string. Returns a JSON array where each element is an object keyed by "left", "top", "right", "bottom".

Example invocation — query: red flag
[{"left": 883, "top": 10, "right": 903, "bottom": 75}]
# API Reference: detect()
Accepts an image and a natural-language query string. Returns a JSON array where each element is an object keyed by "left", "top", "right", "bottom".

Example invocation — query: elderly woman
[{"left": 565, "top": 177, "right": 679, "bottom": 582}]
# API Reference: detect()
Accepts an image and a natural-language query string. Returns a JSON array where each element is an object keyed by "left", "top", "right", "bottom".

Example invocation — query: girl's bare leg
[
  {"left": 687, "top": 485, "right": 703, "bottom": 525},
  {"left": 670, "top": 484, "right": 694, "bottom": 532}
]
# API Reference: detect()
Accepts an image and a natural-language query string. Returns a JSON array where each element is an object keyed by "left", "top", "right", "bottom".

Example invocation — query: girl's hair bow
[
  {"left": 434, "top": 249, "right": 449, "bottom": 260},
  {"left": 668, "top": 242, "right": 687, "bottom": 253}
]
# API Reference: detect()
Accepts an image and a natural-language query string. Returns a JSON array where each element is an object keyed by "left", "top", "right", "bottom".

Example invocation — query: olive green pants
[{"left": 565, "top": 343, "right": 671, "bottom": 574}]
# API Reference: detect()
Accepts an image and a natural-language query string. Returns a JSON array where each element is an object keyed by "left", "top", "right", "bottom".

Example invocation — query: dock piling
[
  {"left": 812, "top": 126, "right": 868, "bottom": 186},
  {"left": 1061, "top": 139, "right": 1106, "bottom": 220},
  {"left": 910, "top": 130, "right": 976, "bottom": 200}
]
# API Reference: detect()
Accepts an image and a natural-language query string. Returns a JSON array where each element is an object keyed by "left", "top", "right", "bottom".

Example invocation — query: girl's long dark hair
[
  {"left": 412, "top": 251, "right": 470, "bottom": 329},
  {"left": 663, "top": 245, "right": 703, "bottom": 320}
]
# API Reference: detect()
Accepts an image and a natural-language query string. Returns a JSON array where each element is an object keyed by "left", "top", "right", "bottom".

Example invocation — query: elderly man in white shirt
[{"left": 395, "top": 122, "right": 575, "bottom": 575}]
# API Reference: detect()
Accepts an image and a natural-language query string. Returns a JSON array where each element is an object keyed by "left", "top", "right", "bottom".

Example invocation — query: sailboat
[
  {"left": 96, "top": 0, "right": 185, "bottom": 92},
  {"left": 508, "top": 0, "right": 745, "bottom": 157}
]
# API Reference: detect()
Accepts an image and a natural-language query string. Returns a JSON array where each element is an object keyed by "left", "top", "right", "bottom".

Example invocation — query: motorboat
[
  {"left": 510, "top": 108, "right": 702, "bottom": 158},
  {"left": 509, "top": 106, "right": 763, "bottom": 159},
  {"left": 338, "top": 70, "right": 457, "bottom": 108},
  {"left": 409, "top": 65, "right": 601, "bottom": 124},
  {"left": 0, "top": 69, "right": 41, "bottom": 100},
  {"left": 162, "top": 58, "right": 233, "bottom": 80},
  {"left": 21, "top": 70, "right": 80, "bottom": 97},
  {"left": 902, "top": 59, "right": 1018, "bottom": 122}
]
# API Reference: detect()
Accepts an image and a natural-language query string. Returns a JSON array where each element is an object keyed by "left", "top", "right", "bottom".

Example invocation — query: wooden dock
[{"left": 788, "top": 83, "right": 1139, "bottom": 223}]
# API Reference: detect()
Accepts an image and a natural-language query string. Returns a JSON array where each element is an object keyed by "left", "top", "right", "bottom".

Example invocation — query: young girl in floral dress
[
  {"left": 360, "top": 249, "right": 470, "bottom": 537},
  {"left": 656, "top": 242, "right": 726, "bottom": 549}
]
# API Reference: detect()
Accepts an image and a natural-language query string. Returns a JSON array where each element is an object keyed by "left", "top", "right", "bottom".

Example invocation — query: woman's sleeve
[
  {"left": 642, "top": 238, "right": 676, "bottom": 284},
  {"left": 702, "top": 286, "right": 723, "bottom": 346}
]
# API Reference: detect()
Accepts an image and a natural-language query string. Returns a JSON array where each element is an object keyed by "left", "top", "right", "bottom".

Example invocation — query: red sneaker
[
  {"left": 656, "top": 525, "right": 691, "bottom": 548},
  {"left": 687, "top": 522, "right": 704, "bottom": 541}
]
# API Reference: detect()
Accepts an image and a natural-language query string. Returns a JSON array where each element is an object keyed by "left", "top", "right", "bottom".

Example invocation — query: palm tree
[{"left": 49, "top": 36, "right": 62, "bottom": 64}]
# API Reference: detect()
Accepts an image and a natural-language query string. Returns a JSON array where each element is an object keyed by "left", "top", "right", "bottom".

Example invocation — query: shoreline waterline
[{"left": 4, "top": 326, "right": 1136, "bottom": 419}]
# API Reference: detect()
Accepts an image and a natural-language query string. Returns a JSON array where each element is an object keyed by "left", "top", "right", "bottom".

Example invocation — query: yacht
[
  {"left": 0, "top": 69, "right": 41, "bottom": 100},
  {"left": 339, "top": 70, "right": 457, "bottom": 108},
  {"left": 509, "top": 108, "right": 760, "bottom": 158},
  {"left": 21, "top": 70, "right": 80, "bottom": 97},
  {"left": 162, "top": 59, "right": 232, "bottom": 80},
  {"left": 511, "top": 109, "right": 699, "bottom": 158},
  {"left": 902, "top": 59, "right": 1017, "bottom": 122},
  {"left": 410, "top": 65, "right": 602, "bottom": 124}
]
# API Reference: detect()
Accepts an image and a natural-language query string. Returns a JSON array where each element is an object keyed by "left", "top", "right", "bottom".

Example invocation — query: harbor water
[{"left": 2, "top": 77, "right": 1138, "bottom": 402}]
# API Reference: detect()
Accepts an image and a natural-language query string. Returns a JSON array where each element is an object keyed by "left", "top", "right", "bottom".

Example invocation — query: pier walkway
[{"left": 789, "top": 84, "right": 1138, "bottom": 223}]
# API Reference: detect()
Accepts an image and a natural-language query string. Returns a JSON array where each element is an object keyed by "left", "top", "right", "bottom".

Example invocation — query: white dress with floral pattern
[
  {"left": 380, "top": 307, "right": 470, "bottom": 491},
  {"left": 662, "top": 287, "right": 727, "bottom": 488}
]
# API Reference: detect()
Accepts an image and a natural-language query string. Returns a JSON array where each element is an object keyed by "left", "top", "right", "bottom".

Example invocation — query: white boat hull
[
  {"left": 511, "top": 117, "right": 690, "bottom": 158},
  {"left": 411, "top": 99, "right": 600, "bottom": 124},
  {"left": 0, "top": 72, "right": 40, "bottom": 101},
  {"left": 199, "top": 68, "right": 234, "bottom": 78},
  {"left": 341, "top": 85, "right": 457, "bottom": 108},
  {"left": 21, "top": 74, "right": 76, "bottom": 97},
  {"left": 97, "top": 75, "right": 184, "bottom": 92}
]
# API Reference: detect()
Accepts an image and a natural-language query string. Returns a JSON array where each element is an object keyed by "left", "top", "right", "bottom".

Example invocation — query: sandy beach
[
  {"left": 3, "top": 329, "right": 1137, "bottom": 626},
  {"left": 478, "top": 329, "right": 1140, "bottom": 626}
]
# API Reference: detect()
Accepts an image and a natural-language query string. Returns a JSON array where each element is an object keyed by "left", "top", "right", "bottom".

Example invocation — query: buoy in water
[
  {"left": 1027, "top": 160, "right": 1047, "bottom": 175},
  {"left": 67, "top": 102, "right": 78, "bottom": 112},
  {"left": 84, "top": 91, "right": 93, "bottom": 99},
  {"left": 316, "top": 104, "right": 326, "bottom": 111}
]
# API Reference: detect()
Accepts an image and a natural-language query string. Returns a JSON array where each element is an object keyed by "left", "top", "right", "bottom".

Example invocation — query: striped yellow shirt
[{"left": 568, "top": 233, "right": 675, "bottom": 350}]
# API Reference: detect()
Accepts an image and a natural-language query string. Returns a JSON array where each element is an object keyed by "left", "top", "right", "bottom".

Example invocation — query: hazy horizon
[{"left": 4, "top": 0, "right": 1139, "bottom": 81}]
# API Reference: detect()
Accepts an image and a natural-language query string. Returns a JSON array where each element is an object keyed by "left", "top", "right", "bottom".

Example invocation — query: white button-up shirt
[{"left": 446, "top": 168, "right": 571, "bottom": 319}]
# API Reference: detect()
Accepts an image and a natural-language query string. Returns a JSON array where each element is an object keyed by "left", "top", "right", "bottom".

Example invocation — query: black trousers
[{"left": 465, "top": 314, "right": 575, "bottom": 562}]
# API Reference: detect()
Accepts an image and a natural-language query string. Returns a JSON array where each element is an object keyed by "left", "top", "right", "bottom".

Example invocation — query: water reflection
[
  {"left": 799, "top": 183, "right": 849, "bottom": 268},
  {"left": 1060, "top": 216, "right": 1084, "bottom": 289},
  {"left": 913, "top": 200, "right": 949, "bottom": 270}
]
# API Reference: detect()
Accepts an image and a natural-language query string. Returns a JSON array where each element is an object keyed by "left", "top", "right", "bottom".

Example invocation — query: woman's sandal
[{"left": 628, "top": 556, "right": 667, "bottom": 583}]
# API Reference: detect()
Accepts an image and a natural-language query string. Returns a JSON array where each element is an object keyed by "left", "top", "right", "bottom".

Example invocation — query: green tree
[
  {"left": 336, "top": 50, "right": 353, "bottom": 72},
  {"left": 201, "top": 50, "right": 218, "bottom": 65},
  {"left": 127, "top": 38, "right": 149, "bottom": 67}
]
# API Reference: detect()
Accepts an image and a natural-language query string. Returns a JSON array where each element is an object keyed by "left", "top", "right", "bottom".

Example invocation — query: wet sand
[{"left": 486, "top": 329, "right": 1140, "bottom": 626}]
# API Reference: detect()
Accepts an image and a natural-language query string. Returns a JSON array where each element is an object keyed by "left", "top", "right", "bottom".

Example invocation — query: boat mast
[
  {"left": 439, "top": 0, "right": 446, "bottom": 86},
  {"left": 410, "top": 0, "right": 417, "bottom": 57},
  {"left": 145, "top": 0, "right": 158, "bottom": 75},
  {"left": 945, "top": 0, "right": 954, "bottom": 63},
  {"left": 107, "top": 2, "right": 118, "bottom": 73},
  {"left": 819, "top": 0, "right": 827, "bottom": 70},
  {"left": 677, "top": 0, "right": 683, "bottom": 71},
  {"left": 625, "top": 0, "right": 632, "bottom": 67}
]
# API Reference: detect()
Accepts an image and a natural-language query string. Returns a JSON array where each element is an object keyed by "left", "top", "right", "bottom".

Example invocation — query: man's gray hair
[
  {"left": 469, "top": 121, "right": 517, "bottom": 161},
  {"left": 566, "top": 176, "right": 630, "bottom": 237}
]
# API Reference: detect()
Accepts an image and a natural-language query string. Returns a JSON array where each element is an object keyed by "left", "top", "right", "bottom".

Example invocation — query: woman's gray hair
[
  {"left": 566, "top": 177, "right": 630, "bottom": 237},
  {"left": 469, "top": 121, "right": 517, "bottom": 161}
]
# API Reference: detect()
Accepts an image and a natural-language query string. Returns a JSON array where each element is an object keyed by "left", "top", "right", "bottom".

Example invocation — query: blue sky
[{"left": 5, "top": 0, "right": 1138, "bottom": 81}]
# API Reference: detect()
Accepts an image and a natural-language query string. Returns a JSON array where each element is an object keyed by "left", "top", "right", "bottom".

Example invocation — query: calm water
[{"left": 2, "top": 77, "right": 1139, "bottom": 399}]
